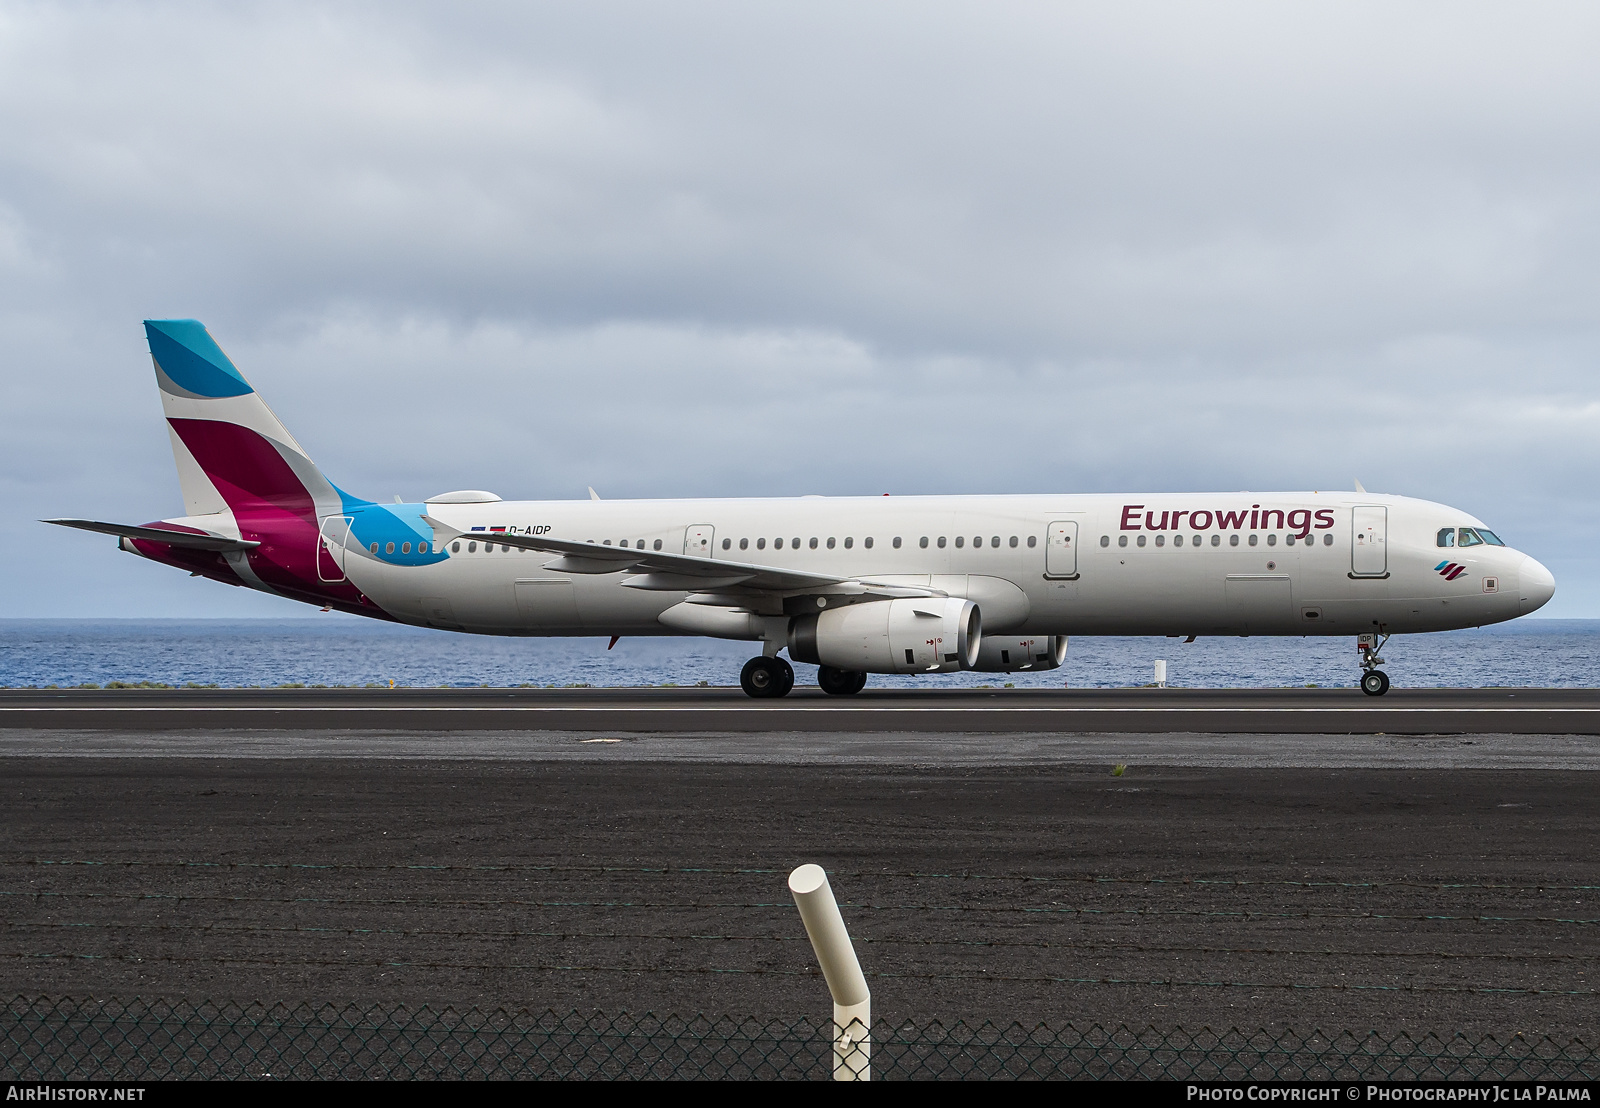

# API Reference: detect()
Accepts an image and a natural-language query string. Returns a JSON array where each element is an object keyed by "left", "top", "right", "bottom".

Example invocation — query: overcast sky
[{"left": 4, "top": 1, "right": 1599, "bottom": 618}]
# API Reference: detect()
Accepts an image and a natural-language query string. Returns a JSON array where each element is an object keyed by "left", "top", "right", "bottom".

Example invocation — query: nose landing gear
[
  {"left": 740, "top": 655, "right": 795, "bottom": 698},
  {"left": 1357, "top": 633, "right": 1391, "bottom": 696}
]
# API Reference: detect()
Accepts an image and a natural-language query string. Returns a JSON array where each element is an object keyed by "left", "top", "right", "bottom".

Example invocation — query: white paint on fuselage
[{"left": 340, "top": 491, "right": 1553, "bottom": 640}]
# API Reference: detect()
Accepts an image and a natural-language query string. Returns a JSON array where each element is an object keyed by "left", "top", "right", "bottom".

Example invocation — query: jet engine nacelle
[
  {"left": 970, "top": 635, "right": 1068, "bottom": 673},
  {"left": 789, "top": 597, "right": 981, "bottom": 674}
]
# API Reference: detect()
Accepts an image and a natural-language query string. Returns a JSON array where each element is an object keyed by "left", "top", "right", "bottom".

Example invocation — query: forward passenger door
[{"left": 1351, "top": 506, "right": 1388, "bottom": 577}]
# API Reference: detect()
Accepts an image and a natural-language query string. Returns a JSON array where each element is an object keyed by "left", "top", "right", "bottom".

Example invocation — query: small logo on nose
[{"left": 1434, "top": 560, "right": 1468, "bottom": 581}]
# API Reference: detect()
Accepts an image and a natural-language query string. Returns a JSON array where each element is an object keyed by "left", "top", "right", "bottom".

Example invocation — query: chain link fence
[{"left": 4, "top": 996, "right": 1596, "bottom": 1080}]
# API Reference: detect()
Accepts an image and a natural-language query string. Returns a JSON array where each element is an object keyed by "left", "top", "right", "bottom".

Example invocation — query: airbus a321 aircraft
[{"left": 49, "top": 320, "right": 1556, "bottom": 698}]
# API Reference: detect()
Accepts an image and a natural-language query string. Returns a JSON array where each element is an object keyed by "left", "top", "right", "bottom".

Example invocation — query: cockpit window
[
  {"left": 1476, "top": 529, "right": 1505, "bottom": 547},
  {"left": 1436, "top": 528, "right": 1455, "bottom": 548},
  {"left": 1457, "top": 528, "right": 1484, "bottom": 548}
]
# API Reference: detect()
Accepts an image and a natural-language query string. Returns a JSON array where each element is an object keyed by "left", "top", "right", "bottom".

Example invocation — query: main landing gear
[
  {"left": 1357, "top": 633, "right": 1391, "bottom": 697},
  {"left": 740, "top": 655, "right": 794, "bottom": 698},
  {"left": 817, "top": 665, "right": 868, "bottom": 696},
  {"left": 738, "top": 657, "right": 870, "bottom": 697}
]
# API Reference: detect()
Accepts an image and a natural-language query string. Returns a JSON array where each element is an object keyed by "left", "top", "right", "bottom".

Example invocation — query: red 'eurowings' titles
[{"left": 1121, "top": 505, "right": 1337, "bottom": 540}]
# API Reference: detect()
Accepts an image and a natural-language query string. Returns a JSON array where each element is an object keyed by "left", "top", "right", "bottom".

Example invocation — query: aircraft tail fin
[{"left": 144, "top": 319, "right": 347, "bottom": 519}]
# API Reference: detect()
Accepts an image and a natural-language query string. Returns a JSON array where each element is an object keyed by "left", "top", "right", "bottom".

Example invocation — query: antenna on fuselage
[
  {"left": 588, "top": 487, "right": 602, "bottom": 501},
  {"left": 1353, "top": 479, "right": 1367, "bottom": 493}
]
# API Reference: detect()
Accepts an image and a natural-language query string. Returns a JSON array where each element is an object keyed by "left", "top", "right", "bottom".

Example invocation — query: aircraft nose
[{"left": 1519, "top": 556, "right": 1556, "bottom": 615}]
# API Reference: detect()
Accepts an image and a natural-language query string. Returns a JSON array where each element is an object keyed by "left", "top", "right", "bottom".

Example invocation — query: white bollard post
[
  {"left": 788, "top": 864, "right": 870, "bottom": 1081},
  {"left": 1154, "top": 659, "right": 1168, "bottom": 687}
]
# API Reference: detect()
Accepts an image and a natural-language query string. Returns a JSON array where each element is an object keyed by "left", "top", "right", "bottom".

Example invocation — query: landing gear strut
[
  {"left": 740, "top": 655, "right": 795, "bottom": 698},
  {"left": 1357, "top": 633, "right": 1391, "bottom": 697},
  {"left": 817, "top": 665, "right": 868, "bottom": 696}
]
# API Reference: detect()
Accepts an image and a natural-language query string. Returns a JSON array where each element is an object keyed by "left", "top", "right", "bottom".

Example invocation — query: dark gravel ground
[{"left": 1, "top": 757, "right": 1595, "bottom": 1039}]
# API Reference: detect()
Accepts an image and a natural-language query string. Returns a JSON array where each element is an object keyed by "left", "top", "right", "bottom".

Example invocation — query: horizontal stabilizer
[{"left": 42, "top": 518, "right": 260, "bottom": 553}]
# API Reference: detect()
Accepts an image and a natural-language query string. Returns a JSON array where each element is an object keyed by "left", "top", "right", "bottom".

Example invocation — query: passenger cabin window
[
  {"left": 991, "top": 536, "right": 1000, "bottom": 548},
  {"left": 955, "top": 536, "right": 964, "bottom": 548},
  {"left": 451, "top": 541, "right": 460, "bottom": 553},
  {"left": 757, "top": 538, "right": 766, "bottom": 550},
  {"left": 385, "top": 542, "right": 395, "bottom": 554},
  {"left": 722, "top": 538, "right": 731, "bottom": 550},
  {"left": 792, "top": 537, "right": 800, "bottom": 548},
  {"left": 1173, "top": 534, "right": 1183, "bottom": 547},
  {"left": 653, "top": 539, "right": 663, "bottom": 550},
  {"left": 1248, "top": 534, "right": 1258, "bottom": 546},
  {"left": 864, "top": 537, "right": 873, "bottom": 549},
  {"left": 1118, "top": 535, "right": 1128, "bottom": 548},
  {"left": 827, "top": 537, "right": 836, "bottom": 549},
  {"left": 842, "top": 537, "right": 852, "bottom": 549},
  {"left": 1136, "top": 534, "right": 1146, "bottom": 547},
  {"left": 401, "top": 542, "right": 411, "bottom": 554},
  {"left": 1437, "top": 528, "right": 1456, "bottom": 548},
  {"left": 1211, "top": 535, "right": 1221, "bottom": 547},
  {"left": 1324, "top": 533, "right": 1333, "bottom": 546},
  {"left": 370, "top": 542, "right": 379, "bottom": 553},
  {"left": 937, "top": 536, "right": 947, "bottom": 548},
  {"left": 1266, "top": 534, "right": 1277, "bottom": 546},
  {"left": 740, "top": 538, "right": 749, "bottom": 550},
  {"left": 468, "top": 541, "right": 477, "bottom": 552},
  {"left": 1010, "top": 536, "right": 1018, "bottom": 548},
  {"left": 919, "top": 537, "right": 928, "bottom": 548},
  {"left": 1100, "top": 535, "right": 1110, "bottom": 547},
  {"left": 809, "top": 537, "right": 818, "bottom": 549},
  {"left": 774, "top": 538, "right": 783, "bottom": 549},
  {"left": 1229, "top": 534, "right": 1239, "bottom": 546},
  {"left": 1027, "top": 535, "right": 1037, "bottom": 548}
]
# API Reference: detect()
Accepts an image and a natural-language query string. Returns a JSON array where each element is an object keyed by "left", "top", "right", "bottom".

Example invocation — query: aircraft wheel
[
  {"left": 818, "top": 665, "right": 868, "bottom": 696},
  {"left": 1360, "top": 670, "right": 1391, "bottom": 697},
  {"left": 741, "top": 656, "right": 793, "bottom": 698}
]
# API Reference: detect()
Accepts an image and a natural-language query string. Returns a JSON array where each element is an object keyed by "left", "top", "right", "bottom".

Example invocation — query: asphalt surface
[
  {"left": 4, "top": 686, "right": 1599, "bottom": 733},
  {"left": 2, "top": 758, "right": 1595, "bottom": 1038},
  {"left": 5, "top": 687, "right": 1597, "bottom": 1040},
  {"left": 5, "top": 728, "right": 1600, "bottom": 769}
]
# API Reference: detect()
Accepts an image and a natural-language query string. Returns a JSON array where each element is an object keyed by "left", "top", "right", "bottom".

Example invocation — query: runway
[
  {"left": 3, "top": 757, "right": 1596, "bottom": 1037},
  {"left": 5, "top": 685, "right": 1597, "bottom": 1040},
  {"left": 3, "top": 686, "right": 1599, "bottom": 733},
  {"left": 4, "top": 728, "right": 1600, "bottom": 769}
]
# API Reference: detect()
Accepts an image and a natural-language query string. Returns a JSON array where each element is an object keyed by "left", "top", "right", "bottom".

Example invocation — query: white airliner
[{"left": 48, "top": 320, "right": 1556, "bottom": 697}]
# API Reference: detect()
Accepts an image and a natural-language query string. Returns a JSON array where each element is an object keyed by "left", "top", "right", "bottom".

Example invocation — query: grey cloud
[{"left": 1, "top": 1, "right": 1598, "bottom": 617}]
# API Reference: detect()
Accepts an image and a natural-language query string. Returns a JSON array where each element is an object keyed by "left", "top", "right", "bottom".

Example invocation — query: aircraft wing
[
  {"left": 43, "top": 518, "right": 261, "bottom": 553},
  {"left": 423, "top": 516, "right": 939, "bottom": 598}
]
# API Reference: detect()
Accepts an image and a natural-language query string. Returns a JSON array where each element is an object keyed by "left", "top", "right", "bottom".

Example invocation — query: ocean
[{"left": 1, "top": 617, "right": 1595, "bottom": 691}]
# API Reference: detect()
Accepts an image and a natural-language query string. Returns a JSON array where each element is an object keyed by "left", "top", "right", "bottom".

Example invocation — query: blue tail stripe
[{"left": 145, "top": 319, "right": 254, "bottom": 399}]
